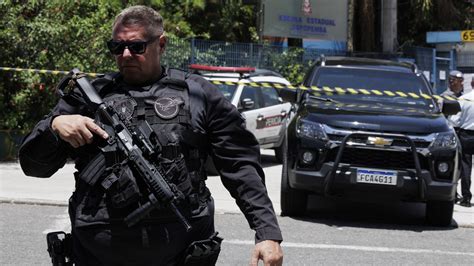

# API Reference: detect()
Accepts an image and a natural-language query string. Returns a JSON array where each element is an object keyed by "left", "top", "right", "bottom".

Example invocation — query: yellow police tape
[
  {"left": 0, "top": 67, "right": 100, "bottom": 78},
  {"left": 210, "top": 80, "right": 465, "bottom": 102},
  {"left": 0, "top": 66, "right": 467, "bottom": 102}
]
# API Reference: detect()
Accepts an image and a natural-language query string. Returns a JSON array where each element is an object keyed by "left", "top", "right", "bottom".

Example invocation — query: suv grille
[
  {"left": 325, "top": 147, "right": 429, "bottom": 170},
  {"left": 327, "top": 134, "right": 431, "bottom": 148}
]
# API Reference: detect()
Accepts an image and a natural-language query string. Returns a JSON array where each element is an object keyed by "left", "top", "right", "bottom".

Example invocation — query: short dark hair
[{"left": 112, "top": 5, "right": 164, "bottom": 39}]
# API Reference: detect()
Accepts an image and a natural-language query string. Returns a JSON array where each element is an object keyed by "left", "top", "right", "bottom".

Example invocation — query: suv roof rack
[
  {"left": 316, "top": 56, "right": 419, "bottom": 73},
  {"left": 396, "top": 59, "right": 419, "bottom": 73},
  {"left": 320, "top": 54, "right": 326, "bottom": 66}
]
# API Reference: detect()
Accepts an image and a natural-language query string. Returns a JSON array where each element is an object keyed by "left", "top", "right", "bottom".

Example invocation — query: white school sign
[{"left": 262, "top": 0, "right": 348, "bottom": 41}]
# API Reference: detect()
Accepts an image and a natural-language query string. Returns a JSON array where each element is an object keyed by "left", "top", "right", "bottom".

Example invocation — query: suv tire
[
  {"left": 280, "top": 136, "right": 308, "bottom": 216},
  {"left": 425, "top": 200, "right": 454, "bottom": 227}
]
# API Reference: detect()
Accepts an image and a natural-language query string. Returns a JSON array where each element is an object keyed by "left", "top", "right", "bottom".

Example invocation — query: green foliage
[
  {"left": 0, "top": 0, "right": 305, "bottom": 132},
  {"left": 151, "top": 0, "right": 202, "bottom": 37},
  {"left": 162, "top": 36, "right": 193, "bottom": 69},
  {"left": 266, "top": 47, "right": 313, "bottom": 84},
  {"left": 0, "top": 0, "right": 120, "bottom": 130},
  {"left": 187, "top": 0, "right": 258, "bottom": 42},
  {"left": 0, "top": 0, "right": 258, "bottom": 131},
  {"left": 398, "top": 0, "right": 473, "bottom": 47}
]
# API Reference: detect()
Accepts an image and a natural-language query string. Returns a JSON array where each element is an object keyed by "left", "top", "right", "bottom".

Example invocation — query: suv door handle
[
  {"left": 281, "top": 110, "right": 287, "bottom": 117},
  {"left": 257, "top": 114, "right": 264, "bottom": 121}
]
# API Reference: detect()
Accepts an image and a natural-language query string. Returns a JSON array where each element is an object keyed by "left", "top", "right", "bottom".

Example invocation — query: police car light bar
[{"left": 188, "top": 64, "right": 256, "bottom": 73}]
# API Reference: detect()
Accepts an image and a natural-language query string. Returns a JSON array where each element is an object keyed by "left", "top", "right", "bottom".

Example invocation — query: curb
[
  {"left": 2, "top": 197, "right": 472, "bottom": 228},
  {"left": 0, "top": 197, "right": 68, "bottom": 207}
]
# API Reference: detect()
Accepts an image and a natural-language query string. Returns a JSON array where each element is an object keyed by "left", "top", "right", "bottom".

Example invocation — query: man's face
[
  {"left": 448, "top": 76, "right": 464, "bottom": 94},
  {"left": 111, "top": 24, "right": 166, "bottom": 86}
]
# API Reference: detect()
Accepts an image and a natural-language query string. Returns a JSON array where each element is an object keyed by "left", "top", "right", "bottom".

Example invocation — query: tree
[
  {"left": 149, "top": 0, "right": 206, "bottom": 38},
  {"left": 0, "top": 0, "right": 211, "bottom": 131},
  {"left": 354, "top": 0, "right": 376, "bottom": 52},
  {"left": 187, "top": 0, "right": 258, "bottom": 42},
  {"left": 398, "top": 0, "right": 472, "bottom": 47},
  {"left": 350, "top": 0, "right": 473, "bottom": 52},
  {"left": 0, "top": 0, "right": 123, "bottom": 131}
]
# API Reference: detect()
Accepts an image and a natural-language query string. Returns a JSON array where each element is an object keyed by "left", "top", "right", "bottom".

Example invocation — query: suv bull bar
[{"left": 324, "top": 132, "right": 425, "bottom": 200}]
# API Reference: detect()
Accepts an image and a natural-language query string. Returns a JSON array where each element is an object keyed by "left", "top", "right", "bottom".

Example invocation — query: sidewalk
[{"left": 1, "top": 159, "right": 473, "bottom": 228}]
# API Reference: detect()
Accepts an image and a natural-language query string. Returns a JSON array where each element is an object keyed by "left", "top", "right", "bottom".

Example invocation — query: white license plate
[{"left": 356, "top": 168, "right": 397, "bottom": 186}]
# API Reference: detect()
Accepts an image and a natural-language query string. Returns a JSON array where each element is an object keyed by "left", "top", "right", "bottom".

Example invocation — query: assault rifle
[{"left": 60, "top": 68, "right": 192, "bottom": 231}]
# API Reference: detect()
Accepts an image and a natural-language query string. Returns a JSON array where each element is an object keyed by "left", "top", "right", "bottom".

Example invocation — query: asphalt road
[
  {"left": 1, "top": 203, "right": 473, "bottom": 265},
  {"left": 1, "top": 151, "right": 473, "bottom": 265}
]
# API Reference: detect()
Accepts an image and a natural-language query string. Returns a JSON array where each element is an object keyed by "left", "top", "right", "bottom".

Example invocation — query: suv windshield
[{"left": 311, "top": 67, "right": 435, "bottom": 108}]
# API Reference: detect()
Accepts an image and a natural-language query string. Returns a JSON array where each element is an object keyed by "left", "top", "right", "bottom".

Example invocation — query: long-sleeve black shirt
[{"left": 19, "top": 69, "right": 283, "bottom": 243}]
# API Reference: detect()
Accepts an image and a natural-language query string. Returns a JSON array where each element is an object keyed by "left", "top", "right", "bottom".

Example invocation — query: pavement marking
[
  {"left": 224, "top": 239, "right": 474, "bottom": 257},
  {"left": 42, "top": 208, "right": 71, "bottom": 234}
]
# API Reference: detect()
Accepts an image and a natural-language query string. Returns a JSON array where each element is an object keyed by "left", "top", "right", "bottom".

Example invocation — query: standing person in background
[
  {"left": 442, "top": 70, "right": 464, "bottom": 97},
  {"left": 18, "top": 5, "right": 283, "bottom": 265},
  {"left": 449, "top": 86, "right": 473, "bottom": 207},
  {"left": 441, "top": 70, "right": 465, "bottom": 203},
  {"left": 471, "top": 76, "right": 474, "bottom": 92}
]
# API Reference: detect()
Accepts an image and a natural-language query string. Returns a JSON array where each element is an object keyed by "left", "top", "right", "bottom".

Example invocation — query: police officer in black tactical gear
[{"left": 19, "top": 5, "right": 283, "bottom": 266}]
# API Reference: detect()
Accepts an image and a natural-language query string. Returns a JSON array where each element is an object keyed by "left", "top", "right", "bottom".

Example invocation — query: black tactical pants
[
  {"left": 72, "top": 205, "right": 215, "bottom": 265},
  {"left": 460, "top": 152, "right": 472, "bottom": 201}
]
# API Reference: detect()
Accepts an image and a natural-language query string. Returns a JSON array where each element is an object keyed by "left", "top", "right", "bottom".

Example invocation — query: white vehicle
[{"left": 189, "top": 64, "right": 292, "bottom": 163}]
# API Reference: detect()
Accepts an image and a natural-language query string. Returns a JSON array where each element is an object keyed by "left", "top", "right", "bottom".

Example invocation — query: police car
[{"left": 189, "top": 64, "right": 292, "bottom": 163}]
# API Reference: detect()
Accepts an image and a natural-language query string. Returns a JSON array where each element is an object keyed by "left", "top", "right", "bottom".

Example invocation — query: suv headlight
[
  {"left": 296, "top": 119, "right": 328, "bottom": 141},
  {"left": 429, "top": 131, "right": 457, "bottom": 150}
]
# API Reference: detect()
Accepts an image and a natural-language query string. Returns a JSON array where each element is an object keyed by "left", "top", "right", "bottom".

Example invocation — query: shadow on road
[{"left": 284, "top": 195, "right": 458, "bottom": 232}]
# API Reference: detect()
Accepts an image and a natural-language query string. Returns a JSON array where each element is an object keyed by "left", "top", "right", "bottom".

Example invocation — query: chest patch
[{"left": 154, "top": 97, "right": 184, "bottom": 119}]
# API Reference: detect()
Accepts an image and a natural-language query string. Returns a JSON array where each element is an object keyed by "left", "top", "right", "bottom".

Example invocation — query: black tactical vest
[{"left": 70, "top": 69, "right": 211, "bottom": 228}]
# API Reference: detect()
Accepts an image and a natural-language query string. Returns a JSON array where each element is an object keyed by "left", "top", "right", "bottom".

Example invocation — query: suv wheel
[
  {"left": 425, "top": 200, "right": 454, "bottom": 227},
  {"left": 280, "top": 136, "right": 308, "bottom": 216}
]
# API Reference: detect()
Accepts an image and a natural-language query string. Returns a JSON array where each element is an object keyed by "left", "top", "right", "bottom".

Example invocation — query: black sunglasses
[{"left": 107, "top": 36, "right": 159, "bottom": 55}]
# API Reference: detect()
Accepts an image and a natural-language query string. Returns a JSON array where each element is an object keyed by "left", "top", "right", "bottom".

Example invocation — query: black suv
[{"left": 280, "top": 56, "right": 461, "bottom": 226}]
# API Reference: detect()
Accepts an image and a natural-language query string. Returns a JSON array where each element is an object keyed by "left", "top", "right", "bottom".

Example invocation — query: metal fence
[
  {"left": 163, "top": 38, "right": 345, "bottom": 71},
  {"left": 457, "top": 51, "right": 474, "bottom": 74},
  {"left": 162, "top": 38, "right": 459, "bottom": 92}
]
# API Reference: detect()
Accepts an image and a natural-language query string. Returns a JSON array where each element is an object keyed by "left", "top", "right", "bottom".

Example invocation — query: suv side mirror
[
  {"left": 240, "top": 98, "right": 255, "bottom": 110},
  {"left": 279, "top": 88, "right": 297, "bottom": 104},
  {"left": 441, "top": 99, "right": 461, "bottom": 116}
]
